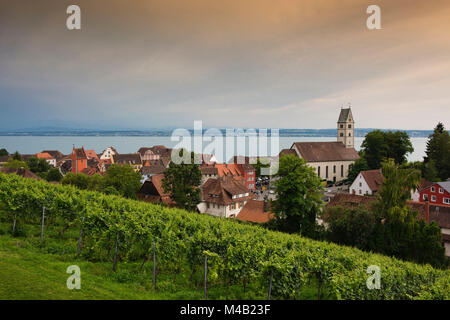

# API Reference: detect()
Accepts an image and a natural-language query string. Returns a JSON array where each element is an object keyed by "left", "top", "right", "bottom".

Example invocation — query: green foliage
[
  {"left": 0, "top": 148, "right": 8, "bottom": 156},
  {"left": 103, "top": 164, "right": 141, "bottom": 199},
  {"left": 3, "top": 158, "right": 29, "bottom": 170},
  {"left": 0, "top": 172, "right": 449, "bottom": 300},
  {"left": 272, "top": 155, "right": 324, "bottom": 237},
  {"left": 360, "top": 130, "right": 414, "bottom": 169},
  {"left": 12, "top": 151, "right": 21, "bottom": 161},
  {"left": 423, "top": 122, "right": 450, "bottom": 181},
  {"left": 162, "top": 150, "right": 202, "bottom": 211},
  {"left": 46, "top": 168, "right": 63, "bottom": 182},
  {"left": 26, "top": 157, "right": 51, "bottom": 174},
  {"left": 324, "top": 161, "right": 447, "bottom": 268},
  {"left": 61, "top": 165, "right": 140, "bottom": 198},
  {"left": 347, "top": 158, "right": 369, "bottom": 183}
]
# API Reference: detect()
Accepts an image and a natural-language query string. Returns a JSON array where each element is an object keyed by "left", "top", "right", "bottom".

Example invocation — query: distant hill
[{"left": 0, "top": 128, "right": 438, "bottom": 138}]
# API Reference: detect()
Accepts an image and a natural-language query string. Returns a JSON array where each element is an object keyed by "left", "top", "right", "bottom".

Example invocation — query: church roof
[
  {"left": 338, "top": 107, "right": 353, "bottom": 123},
  {"left": 292, "top": 142, "right": 360, "bottom": 162}
]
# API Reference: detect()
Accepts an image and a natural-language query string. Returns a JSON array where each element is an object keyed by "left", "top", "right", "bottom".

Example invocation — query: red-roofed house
[
  {"left": 71, "top": 146, "right": 88, "bottom": 174},
  {"left": 419, "top": 181, "right": 450, "bottom": 205},
  {"left": 237, "top": 200, "right": 274, "bottom": 224},
  {"left": 36, "top": 152, "right": 56, "bottom": 167},
  {"left": 198, "top": 176, "right": 256, "bottom": 218},
  {"left": 349, "top": 169, "right": 383, "bottom": 196}
]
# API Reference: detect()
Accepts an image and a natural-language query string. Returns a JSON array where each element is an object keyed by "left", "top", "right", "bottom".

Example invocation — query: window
[
  {"left": 431, "top": 195, "right": 436, "bottom": 202},
  {"left": 423, "top": 194, "right": 428, "bottom": 201},
  {"left": 431, "top": 186, "right": 435, "bottom": 192},
  {"left": 341, "top": 165, "right": 344, "bottom": 177},
  {"left": 359, "top": 189, "right": 362, "bottom": 195},
  {"left": 444, "top": 198, "right": 450, "bottom": 204},
  {"left": 348, "top": 124, "right": 352, "bottom": 128},
  {"left": 340, "top": 133, "right": 344, "bottom": 137},
  {"left": 326, "top": 166, "right": 328, "bottom": 178},
  {"left": 333, "top": 165, "right": 336, "bottom": 174},
  {"left": 439, "top": 188, "right": 444, "bottom": 194},
  {"left": 340, "top": 124, "right": 344, "bottom": 129},
  {"left": 348, "top": 133, "right": 351, "bottom": 137},
  {"left": 318, "top": 166, "right": 321, "bottom": 176},
  {"left": 359, "top": 182, "right": 362, "bottom": 187}
]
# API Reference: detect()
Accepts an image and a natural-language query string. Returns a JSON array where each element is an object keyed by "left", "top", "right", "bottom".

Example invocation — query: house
[
  {"left": 0, "top": 167, "right": 41, "bottom": 180},
  {"left": 419, "top": 181, "right": 450, "bottom": 205},
  {"left": 140, "top": 160, "right": 167, "bottom": 183},
  {"left": 236, "top": 200, "right": 274, "bottom": 224},
  {"left": 71, "top": 147, "right": 88, "bottom": 174},
  {"left": 84, "top": 150, "right": 99, "bottom": 162},
  {"left": 138, "top": 174, "right": 173, "bottom": 206},
  {"left": 112, "top": 153, "right": 142, "bottom": 171},
  {"left": 411, "top": 179, "right": 433, "bottom": 202},
  {"left": 200, "top": 162, "right": 256, "bottom": 191},
  {"left": 197, "top": 176, "right": 255, "bottom": 218},
  {"left": 279, "top": 107, "right": 360, "bottom": 182},
  {"left": 200, "top": 166, "right": 219, "bottom": 184},
  {"left": 349, "top": 169, "right": 383, "bottom": 195},
  {"left": 42, "top": 150, "right": 65, "bottom": 161},
  {"left": 36, "top": 152, "right": 57, "bottom": 167},
  {"left": 408, "top": 201, "right": 450, "bottom": 257},
  {"left": 100, "top": 147, "right": 118, "bottom": 160}
]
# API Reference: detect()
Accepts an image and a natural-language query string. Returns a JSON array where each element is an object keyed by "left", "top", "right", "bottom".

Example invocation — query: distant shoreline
[{"left": 0, "top": 128, "right": 439, "bottom": 138}]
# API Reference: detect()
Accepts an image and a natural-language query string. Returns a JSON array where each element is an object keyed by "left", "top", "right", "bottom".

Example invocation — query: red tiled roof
[
  {"left": 360, "top": 169, "right": 383, "bottom": 193},
  {"left": 292, "top": 142, "right": 360, "bottom": 162},
  {"left": 85, "top": 150, "right": 99, "bottom": 161},
  {"left": 326, "top": 193, "right": 375, "bottom": 209},
  {"left": 237, "top": 200, "right": 274, "bottom": 223},
  {"left": 138, "top": 174, "right": 174, "bottom": 206},
  {"left": 202, "top": 176, "right": 254, "bottom": 205},
  {"left": 36, "top": 152, "right": 54, "bottom": 160},
  {"left": 0, "top": 167, "right": 41, "bottom": 180}
]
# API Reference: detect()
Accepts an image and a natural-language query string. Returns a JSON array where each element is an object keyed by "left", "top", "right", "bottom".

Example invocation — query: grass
[{"left": 0, "top": 222, "right": 327, "bottom": 300}]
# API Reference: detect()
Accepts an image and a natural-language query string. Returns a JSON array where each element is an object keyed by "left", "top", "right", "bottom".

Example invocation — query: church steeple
[{"left": 337, "top": 105, "right": 354, "bottom": 148}]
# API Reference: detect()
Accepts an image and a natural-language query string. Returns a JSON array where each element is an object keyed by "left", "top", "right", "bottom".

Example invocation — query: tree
[
  {"left": 61, "top": 172, "right": 91, "bottom": 190},
  {"left": 360, "top": 130, "right": 413, "bottom": 169},
  {"left": 162, "top": 150, "right": 202, "bottom": 211},
  {"left": 324, "top": 161, "right": 447, "bottom": 268},
  {"left": 26, "top": 157, "right": 51, "bottom": 174},
  {"left": 103, "top": 164, "right": 142, "bottom": 199},
  {"left": 271, "top": 155, "right": 323, "bottom": 237},
  {"left": 47, "top": 168, "right": 63, "bottom": 182},
  {"left": 3, "top": 158, "right": 29, "bottom": 170},
  {"left": 0, "top": 148, "right": 8, "bottom": 156},
  {"left": 12, "top": 151, "right": 22, "bottom": 161},
  {"left": 347, "top": 158, "right": 369, "bottom": 183},
  {"left": 423, "top": 122, "right": 450, "bottom": 181}
]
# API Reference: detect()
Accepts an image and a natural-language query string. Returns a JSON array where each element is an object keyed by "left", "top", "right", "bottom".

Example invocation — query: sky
[{"left": 0, "top": 0, "right": 449, "bottom": 131}]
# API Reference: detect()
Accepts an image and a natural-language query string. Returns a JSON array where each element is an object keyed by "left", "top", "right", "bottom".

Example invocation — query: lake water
[{"left": 0, "top": 136, "right": 428, "bottom": 163}]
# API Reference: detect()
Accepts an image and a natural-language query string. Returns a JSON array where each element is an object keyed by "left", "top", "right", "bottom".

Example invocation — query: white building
[
  {"left": 349, "top": 169, "right": 383, "bottom": 196},
  {"left": 100, "top": 147, "right": 118, "bottom": 160},
  {"left": 197, "top": 176, "right": 254, "bottom": 218},
  {"left": 280, "top": 107, "right": 360, "bottom": 182}
]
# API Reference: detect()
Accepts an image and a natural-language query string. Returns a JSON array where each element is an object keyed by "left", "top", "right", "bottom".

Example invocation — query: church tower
[{"left": 337, "top": 106, "right": 354, "bottom": 148}]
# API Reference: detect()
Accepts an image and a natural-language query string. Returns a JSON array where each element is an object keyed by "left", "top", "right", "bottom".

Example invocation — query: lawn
[{"left": 0, "top": 224, "right": 324, "bottom": 300}]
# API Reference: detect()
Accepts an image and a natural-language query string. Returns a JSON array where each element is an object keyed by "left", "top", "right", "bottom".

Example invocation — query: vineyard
[{"left": 0, "top": 172, "right": 449, "bottom": 300}]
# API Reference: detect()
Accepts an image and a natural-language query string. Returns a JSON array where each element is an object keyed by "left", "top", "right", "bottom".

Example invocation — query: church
[{"left": 279, "top": 107, "right": 360, "bottom": 182}]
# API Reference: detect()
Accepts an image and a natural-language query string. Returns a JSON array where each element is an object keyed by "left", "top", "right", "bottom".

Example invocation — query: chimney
[{"left": 425, "top": 200, "right": 430, "bottom": 223}]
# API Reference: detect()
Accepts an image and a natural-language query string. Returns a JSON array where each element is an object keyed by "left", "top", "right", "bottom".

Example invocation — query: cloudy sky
[{"left": 0, "top": 0, "right": 449, "bottom": 130}]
